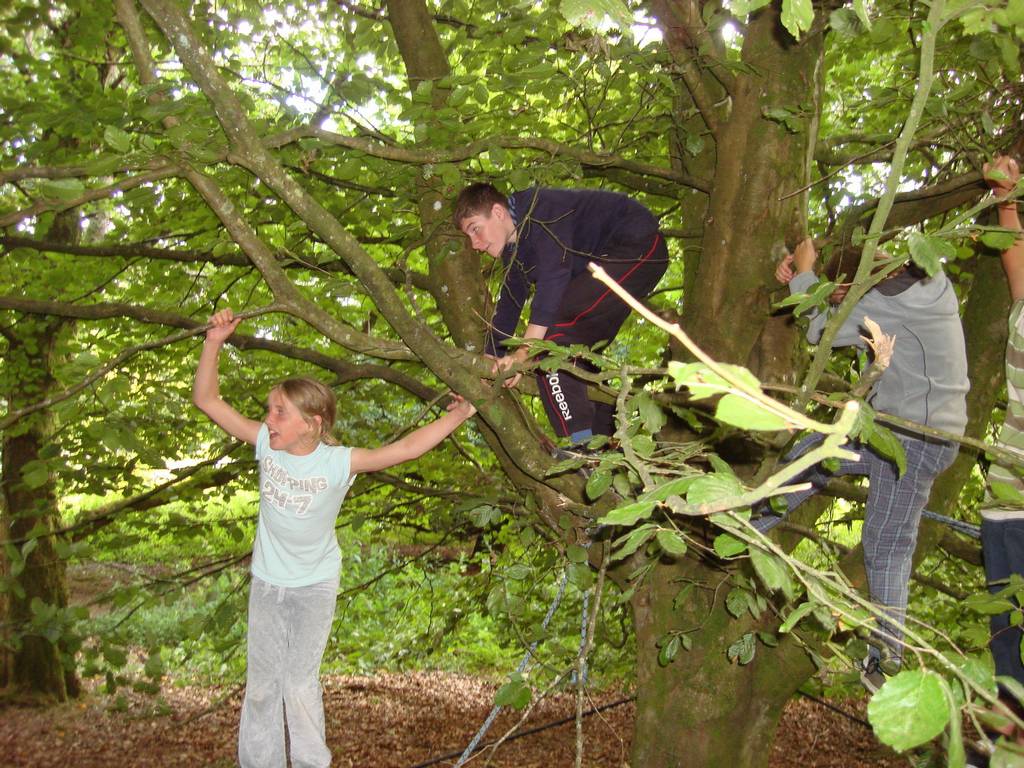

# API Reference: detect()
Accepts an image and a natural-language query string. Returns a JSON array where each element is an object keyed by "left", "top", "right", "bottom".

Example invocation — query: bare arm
[
  {"left": 192, "top": 309, "right": 262, "bottom": 445},
  {"left": 349, "top": 397, "right": 476, "bottom": 475},
  {"left": 985, "top": 156, "right": 1024, "bottom": 302}
]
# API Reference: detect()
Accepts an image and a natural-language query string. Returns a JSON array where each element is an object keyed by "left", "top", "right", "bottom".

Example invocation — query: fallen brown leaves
[{"left": 0, "top": 671, "right": 902, "bottom": 768}]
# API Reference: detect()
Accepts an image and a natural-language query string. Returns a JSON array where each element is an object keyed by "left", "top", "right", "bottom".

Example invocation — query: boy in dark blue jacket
[{"left": 454, "top": 184, "right": 668, "bottom": 444}]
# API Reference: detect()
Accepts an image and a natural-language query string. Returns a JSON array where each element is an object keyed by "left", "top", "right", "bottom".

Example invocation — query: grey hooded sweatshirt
[{"left": 789, "top": 269, "right": 969, "bottom": 437}]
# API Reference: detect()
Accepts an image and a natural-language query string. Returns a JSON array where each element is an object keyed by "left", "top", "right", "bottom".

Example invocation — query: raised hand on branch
[
  {"left": 206, "top": 308, "right": 241, "bottom": 345},
  {"left": 984, "top": 155, "right": 1021, "bottom": 201}
]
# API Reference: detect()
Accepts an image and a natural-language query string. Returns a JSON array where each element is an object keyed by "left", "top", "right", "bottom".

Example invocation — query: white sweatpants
[{"left": 238, "top": 575, "right": 338, "bottom": 768}]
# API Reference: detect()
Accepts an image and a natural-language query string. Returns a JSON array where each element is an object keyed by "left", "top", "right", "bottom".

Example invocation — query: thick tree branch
[
  {"left": 115, "top": 0, "right": 417, "bottom": 363},
  {"left": 270, "top": 127, "right": 710, "bottom": 193},
  {"left": 0, "top": 304, "right": 282, "bottom": 430},
  {"left": 0, "top": 295, "right": 435, "bottom": 401},
  {"left": 648, "top": 0, "right": 730, "bottom": 138},
  {"left": 0, "top": 235, "right": 434, "bottom": 291}
]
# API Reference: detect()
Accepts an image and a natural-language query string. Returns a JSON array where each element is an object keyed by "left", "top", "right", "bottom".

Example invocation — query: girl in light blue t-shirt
[{"left": 193, "top": 308, "right": 476, "bottom": 768}]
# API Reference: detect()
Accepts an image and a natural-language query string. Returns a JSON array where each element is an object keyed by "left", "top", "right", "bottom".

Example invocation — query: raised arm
[
  {"left": 192, "top": 309, "right": 262, "bottom": 445},
  {"left": 349, "top": 397, "right": 476, "bottom": 475},
  {"left": 783, "top": 238, "right": 871, "bottom": 349},
  {"left": 985, "top": 155, "right": 1024, "bottom": 302}
]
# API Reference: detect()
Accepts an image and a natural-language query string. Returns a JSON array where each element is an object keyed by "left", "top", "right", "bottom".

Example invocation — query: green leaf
[
  {"left": 655, "top": 529, "right": 688, "bottom": 557},
  {"left": 715, "top": 394, "right": 789, "bottom": 432},
  {"left": 780, "top": 0, "right": 814, "bottom": 39},
  {"left": 730, "top": 0, "right": 773, "bottom": 16},
  {"left": 569, "top": 563, "right": 595, "bottom": 590},
  {"left": 469, "top": 504, "right": 502, "bottom": 527},
  {"left": 102, "top": 645, "right": 129, "bottom": 668},
  {"left": 586, "top": 468, "right": 613, "bottom": 500},
  {"left": 749, "top": 547, "right": 793, "bottom": 595},
  {"left": 103, "top": 126, "right": 133, "bottom": 153},
  {"left": 611, "top": 524, "right": 656, "bottom": 561},
  {"left": 566, "top": 543, "right": 589, "bottom": 564},
  {"left": 867, "top": 670, "right": 949, "bottom": 751},
  {"left": 143, "top": 651, "right": 164, "bottom": 679},
  {"left": 965, "top": 591, "right": 1018, "bottom": 615},
  {"left": 658, "top": 634, "right": 681, "bottom": 666},
  {"left": 757, "top": 631, "right": 779, "bottom": 648},
  {"left": 494, "top": 679, "right": 532, "bottom": 709},
  {"left": 20, "top": 458, "right": 50, "bottom": 488},
  {"left": 982, "top": 230, "right": 1021, "bottom": 251},
  {"left": 668, "top": 362, "right": 757, "bottom": 400},
  {"left": 727, "top": 633, "right": 756, "bottom": 665},
  {"left": 907, "top": 231, "right": 955, "bottom": 276},
  {"left": 687, "top": 473, "right": 744, "bottom": 505},
  {"left": 779, "top": 602, "right": 817, "bottom": 633},
  {"left": 829, "top": 8, "right": 863, "bottom": 37},
  {"left": 714, "top": 533, "right": 747, "bottom": 558},
  {"left": 867, "top": 425, "right": 906, "bottom": 476},
  {"left": 599, "top": 501, "right": 656, "bottom": 526},
  {"left": 725, "top": 587, "right": 750, "bottom": 618},
  {"left": 504, "top": 564, "right": 532, "bottom": 580},
  {"left": 39, "top": 178, "right": 85, "bottom": 200},
  {"left": 21, "top": 537, "right": 38, "bottom": 561},
  {"left": 944, "top": 679, "right": 966, "bottom": 768},
  {"left": 640, "top": 475, "right": 698, "bottom": 503},
  {"left": 990, "top": 481, "right": 1024, "bottom": 503},
  {"left": 636, "top": 393, "right": 667, "bottom": 433},
  {"left": 853, "top": 0, "right": 872, "bottom": 29}
]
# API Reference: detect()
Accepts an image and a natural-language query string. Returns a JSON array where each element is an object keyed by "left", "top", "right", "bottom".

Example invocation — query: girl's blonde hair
[{"left": 270, "top": 377, "right": 340, "bottom": 446}]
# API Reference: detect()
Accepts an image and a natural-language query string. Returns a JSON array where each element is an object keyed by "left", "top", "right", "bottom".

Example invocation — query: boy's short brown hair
[{"left": 452, "top": 183, "right": 507, "bottom": 229}]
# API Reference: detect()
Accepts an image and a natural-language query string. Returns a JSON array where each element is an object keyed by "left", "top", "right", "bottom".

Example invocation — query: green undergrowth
[{"left": 68, "top": 492, "right": 635, "bottom": 695}]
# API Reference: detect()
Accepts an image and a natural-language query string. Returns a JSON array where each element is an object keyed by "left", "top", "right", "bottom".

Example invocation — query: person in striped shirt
[{"left": 982, "top": 154, "right": 1024, "bottom": 691}]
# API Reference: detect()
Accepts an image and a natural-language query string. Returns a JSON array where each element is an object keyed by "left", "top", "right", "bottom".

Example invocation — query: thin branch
[{"left": 0, "top": 305, "right": 281, "bottom": 430}]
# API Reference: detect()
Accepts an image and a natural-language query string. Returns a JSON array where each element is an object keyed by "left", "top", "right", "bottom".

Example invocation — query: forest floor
[{"left": 0, "top": 670, "right": 905, "bottom": 767}]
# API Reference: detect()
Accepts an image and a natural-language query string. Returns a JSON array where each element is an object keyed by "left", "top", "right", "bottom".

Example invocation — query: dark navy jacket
[{"left": 486, "top": 187, "right": 659, "bottom": 356}]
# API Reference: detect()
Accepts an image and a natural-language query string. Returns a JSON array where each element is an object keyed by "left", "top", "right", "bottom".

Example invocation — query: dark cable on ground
[
  {"left": 407, "top": 688, "right": 876, "bottom": 768},
  {"left": 406, "top": 695, "right": 635, "bottom": 768},
  {"left": 797, "top": 689, "right": 872, "bottom": 729}
]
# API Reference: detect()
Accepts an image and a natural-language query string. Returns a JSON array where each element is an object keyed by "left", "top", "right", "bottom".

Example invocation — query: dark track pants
[
  {"left": 982, "top": 509, "right": 1024, "bottom": 687},
  {"left": 537, "top": 231, "right": 668, "bottom": 440}
]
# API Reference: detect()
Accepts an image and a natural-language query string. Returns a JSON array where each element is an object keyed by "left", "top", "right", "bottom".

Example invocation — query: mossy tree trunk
[
  {"left": 1, "top": 209, "right": 82, "bottom": 702},
  {"left": 0, "top": 314, "right": 79, "bottom": 702},
  {"left": 626, "top": 6, "right": 827, "bottom": 766}
]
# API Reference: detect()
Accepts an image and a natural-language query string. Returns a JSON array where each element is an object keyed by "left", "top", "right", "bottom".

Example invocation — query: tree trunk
[
  {"left": 0, "top": 207, "right": 81, "bottom": 702},
  {"left": 0, "top": 314, "right": 79, "bottom": 702},
  {"left": 630, "top": 556, "right": 813, "bottom": 767},
  {"left": 680, "top": 6, "right": 824, "bottom": 378},
  {"left": 628, "top": 7, "right": 827, "bottom": 766}
]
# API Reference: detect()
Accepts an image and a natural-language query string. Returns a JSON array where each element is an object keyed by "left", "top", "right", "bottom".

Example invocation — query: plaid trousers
[{"left": 757, "top": 432, "right": 958, "bottom": 660}]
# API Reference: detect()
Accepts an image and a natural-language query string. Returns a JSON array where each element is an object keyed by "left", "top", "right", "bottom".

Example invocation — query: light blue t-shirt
[{"left": 251, "top": 423, "right": 354, "bottom": 587}]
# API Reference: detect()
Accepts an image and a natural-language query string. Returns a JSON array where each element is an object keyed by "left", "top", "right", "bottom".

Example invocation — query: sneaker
[{"left": 860, "top": 656, "right": 888, "bottom": 693}]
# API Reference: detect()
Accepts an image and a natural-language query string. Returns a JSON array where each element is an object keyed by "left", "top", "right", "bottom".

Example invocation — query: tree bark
[
  {"left": 629, "top": 6, "right": 828, "bottom": 765},
  {"left": 0, "top": 311, "right": 79, "bottom": 702},
  {"left": 629, "top": 555, "right": 814, "bottom": 767}
]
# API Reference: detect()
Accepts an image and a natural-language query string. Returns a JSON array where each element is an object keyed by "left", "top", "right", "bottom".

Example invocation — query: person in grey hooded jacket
[{"left": 756, "top": 237, "right": 969, "bottom": 690}]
